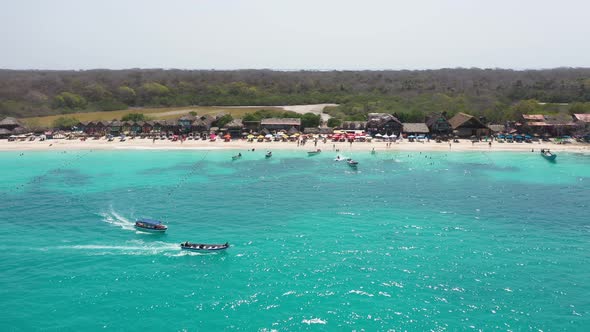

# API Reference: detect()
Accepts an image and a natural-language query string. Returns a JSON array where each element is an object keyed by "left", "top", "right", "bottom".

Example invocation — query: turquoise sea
[{"left": 0, "top": 149, "right": 589, "bottom": 331}]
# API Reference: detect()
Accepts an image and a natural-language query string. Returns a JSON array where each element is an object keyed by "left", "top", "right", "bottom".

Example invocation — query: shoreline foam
[{"left": 0, "top": 138, "right": 588, "bottom": 154}]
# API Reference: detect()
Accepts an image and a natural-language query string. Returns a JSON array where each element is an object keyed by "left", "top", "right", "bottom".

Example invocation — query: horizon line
[{"left": 2, "top": 66, "right": 590, "bottom": 72}]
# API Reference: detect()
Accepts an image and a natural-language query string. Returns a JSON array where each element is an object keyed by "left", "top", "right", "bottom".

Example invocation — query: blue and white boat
[
  {"left": 181, "top": 242, "right": 229, "bottom": 251},
  {"left": 135, "top": 218, "right": 168, "bottom": 233},
  {"left": 541, "top": 149, "right": 557, "bottom": 162}
]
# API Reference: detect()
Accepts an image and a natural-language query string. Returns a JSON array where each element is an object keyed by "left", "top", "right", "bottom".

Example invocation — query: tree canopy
[{"left": 2, "top": 68, "right": 590, "bottom": 122}]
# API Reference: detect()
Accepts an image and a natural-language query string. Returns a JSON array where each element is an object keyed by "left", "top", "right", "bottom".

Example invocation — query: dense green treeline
[{"left": 1, "top": 68, "right": 590, "bottom": 121}]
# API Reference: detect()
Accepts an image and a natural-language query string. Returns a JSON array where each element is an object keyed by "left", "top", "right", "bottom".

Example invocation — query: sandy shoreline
[{"left": 1, "top": 138, "right": 589, "bottom": 154}]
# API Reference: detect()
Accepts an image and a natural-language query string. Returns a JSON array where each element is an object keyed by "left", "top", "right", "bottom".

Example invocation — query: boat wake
[
  {"left": 60, "top": 240, "right": 180, "bottom": 256},
  {"left": 99, "top": 209, "right": 136, "bottom": 231}
]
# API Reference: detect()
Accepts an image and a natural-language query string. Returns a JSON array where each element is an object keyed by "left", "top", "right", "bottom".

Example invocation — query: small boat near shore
[
  {"left": 265, "top": 151, "right": 272, "bottom": 158},
  {"left": 308, "top": 149, "right": 321, "bottom": 156},
  {"left": 135, "top": 218, "right": 168, "bottom": 233},
  {"left": 541, "top": 149, "right": 557, "bottom": 161},
  {"left": 180, "top": 242, "right": 229, "bottom": 251},
  {"left": 347, "top": 159, "right": 359, "bottom": 167},
  {"left": 232, "top": 153, "right": 242, "bottom": 160}
]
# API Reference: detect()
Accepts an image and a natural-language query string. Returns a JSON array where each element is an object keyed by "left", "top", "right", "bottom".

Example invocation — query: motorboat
[
  {"left": 347, "top": 159, "right": 359, "bottom": 167},
  {"left": 135, "top": 218, "right": 168, "bottom": 233},
  {"left": 180, "top": 242, "right": 229, "bottom": 251},
  {"left": 308, "top": 149, "right": 321, "bottom": 156},
  {"left": 232, "top": 153, "right": 242, "bottom": 160},
  {"left": 265, "top": 151, "right": 272, "bottom": 158},
  {"left": 541, "top": 149, "right": 557, "bottom": 161}
]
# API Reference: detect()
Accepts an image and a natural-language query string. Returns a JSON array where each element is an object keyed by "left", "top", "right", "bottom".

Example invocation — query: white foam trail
[
  {"left": 60, "top": 240, "right": 181, "bottom": 256},
  {"left": 348, "top": 290, "right": 374, "bottom": 297},
  {"left": 100, "top": 208, "right": 135, "bottom": 231},
  {"left": 302, "top": 318, "right": 327, "bottom": 325}
]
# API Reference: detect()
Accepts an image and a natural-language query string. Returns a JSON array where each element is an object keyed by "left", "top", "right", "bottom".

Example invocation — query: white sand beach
[{"left": 1, "top": 137, "right": 588, "bottom": 154}]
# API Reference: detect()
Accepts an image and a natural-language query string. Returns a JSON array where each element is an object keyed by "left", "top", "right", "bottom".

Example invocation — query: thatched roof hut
[
  {"left": 403, "top": 123, "right": 429, "bottom": 134},
  {"left": 448, "top": 112, "right": 489, "bottom": 137},
  {"left": 426, "top": 113, "right": 452, "bottom": 135},
  {"left": 0, "top": 117, "right": 22, "bottom": 130},
  {"left": 366, "top": 113, "right": 403, "bottom": 135},
  {"left": 226, "top": 119, "right": 243, "bottom": 128},
  {"left": 0, "top": 128, "right": 12, "bottom": 138},
  {"left": 341, "top": 121, "right": 366, "bottom": 130}
]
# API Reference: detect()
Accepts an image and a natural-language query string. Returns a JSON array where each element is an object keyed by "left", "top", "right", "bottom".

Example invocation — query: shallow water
[{"left": 0, "top": 150, "right": 589, "bottom": 330}]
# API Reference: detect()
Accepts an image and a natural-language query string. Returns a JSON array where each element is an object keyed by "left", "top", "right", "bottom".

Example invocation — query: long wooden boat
[
  {"left": 541, "top": 149, "right": 556, "bottom": 161},
  {"left": 232, "top": 153, "right": 242, "bottom": 160},
  {"left": 180, "top": 242, "right": 229, "bottom": 251},
  {"left": 307, "top": 149, "right": 322, "bottom": 156},
  {"left": 135, "top": 219, "right": 168, "bottom": 233}
]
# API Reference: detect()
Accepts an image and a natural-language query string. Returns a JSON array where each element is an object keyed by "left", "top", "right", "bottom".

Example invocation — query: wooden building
[
  {"left": 225, "top": 119, "right": 244, "bottom": 138},
  {"left": 448, "top": 112, "right": 490, "bottom": 137},
  {"left": 366, "top": 113, "right": 403, "bottom": 136},
  {"left": 340, "top": 121, "right": 367, "bottom": 131},
  {"left": 260, "top": 118, "right": 301, "bottom": 132},
  {"left": 426, "top": 113, "right": 452, "bottom": 136},
  {"left": 402, "top": 123, "right": 430, "bottom": 136}
]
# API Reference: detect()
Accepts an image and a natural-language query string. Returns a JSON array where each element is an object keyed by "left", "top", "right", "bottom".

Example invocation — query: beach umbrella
[
  {"left": 265, "top": 134, "right": 273, "bottom": 138},
  {"left": 257, "top": 135, "right": 264, "bottom": 139},
  {"left": 408, "top": 135, "right": 415, "bottom": 138},
  {"left": 247, "top": 134, "right": 254, "bottom": 139},
  {"left": 375, "top": 133, "right": 382, "bottom": 137}
]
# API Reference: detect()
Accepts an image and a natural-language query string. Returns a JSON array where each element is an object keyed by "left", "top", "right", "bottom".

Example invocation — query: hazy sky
[{"left": 1, "top": 0, "right": 589, "bottom": 70}]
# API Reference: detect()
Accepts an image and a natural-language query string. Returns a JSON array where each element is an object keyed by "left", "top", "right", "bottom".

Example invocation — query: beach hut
[
  {"left": 448, "top": 113, "right": 490, "bottom": 138},
  {"left": 403, "top": 123, "right": 430, "bottom": 136},
  {"left": 226, "top": 119, "right": 244, "bottom": 138},
  {"left": 0, "top": 128, "right": 12, "bottom": 139},
  {"left": 366, "top": 113, "right": 403, "bottom": 136},
  {"left": 260, "top": 118, "right": 301, "bottom": 132},
  {"left": 425, "top": 113, "right": 452, "bottom": 136},
  {"left": 0, "top": 117, "right": 22, "bottom": 131}
]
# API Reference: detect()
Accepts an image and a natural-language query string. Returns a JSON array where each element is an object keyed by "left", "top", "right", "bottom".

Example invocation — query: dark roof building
[
  {"left": 366, "top": 113, "right": 403, "bottom": 135},
  {"left": 0, "top": 117, "right": 22, "bottom": 131},
  {"left": 426, "top": 113, "right": 452, "bottom": 135},
  {"left": 448, "top": 112, "right": 490, "bottom": 137},
  {"left": 260, "top": 118, "right": 301, "bottom": 131},
  {"left": 341, "top": 121, "right": 366, "bottom": 131}
]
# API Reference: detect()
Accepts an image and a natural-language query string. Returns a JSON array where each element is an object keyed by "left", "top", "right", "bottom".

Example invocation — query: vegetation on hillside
[{"left": 2, "top": 68, "right": 590, "bottom": 124}]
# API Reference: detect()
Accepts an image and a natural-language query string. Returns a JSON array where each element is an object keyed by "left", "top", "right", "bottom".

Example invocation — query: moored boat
[
  {"left": 347, "top": 159, "right": 359, "bottom": 167},
  {"left": 265, "top": 151, "right": 272, "bottom": 158},
  {"left": 232, "top": 153, "right": 242, "bottom": 160},
  {"left": 180, "top": 242, "right": 229, "bottom": 251},
  {"left": 541, "top": 149, "right": 557, "bottom": 161},
  {"left": 135, "top": 218, "right": 168, "bottom": 232},
  {"left": 308, "top": 149, "right": 321, "bottom": 156}
]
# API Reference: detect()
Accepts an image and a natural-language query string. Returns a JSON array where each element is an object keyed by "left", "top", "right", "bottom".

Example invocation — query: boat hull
[
  {"left": 135, "top": 225, "right": 167, "bottom": 233},
  {"left": 181, "top": 243, "right": 229, "bottom": 251},
  {"left": 541, "top": 153, "right": 557, "bottom": 161}
]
